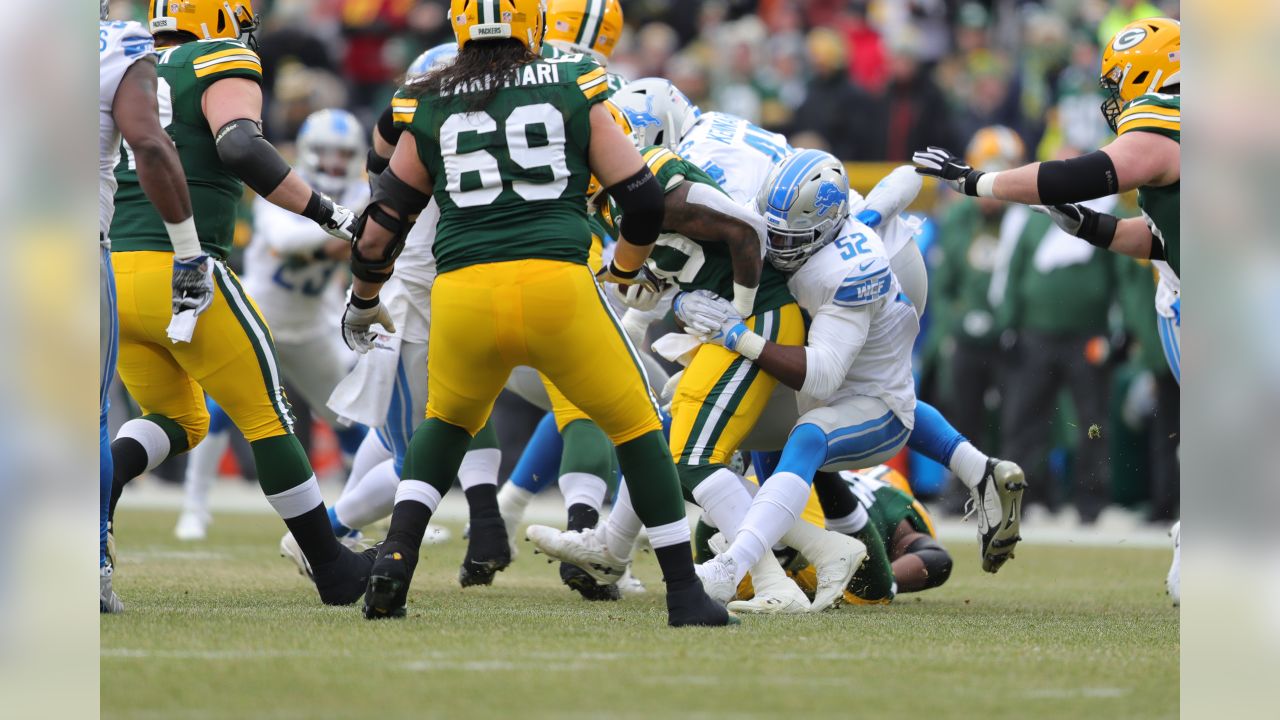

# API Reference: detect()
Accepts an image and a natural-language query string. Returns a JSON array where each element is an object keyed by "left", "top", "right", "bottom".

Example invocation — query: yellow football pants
[
  {"left": 113, "top": 251, "right": 294, "bottom": 448},
  {"left": 426, "top": 259, "right": 661, "bottom": 443},
  {"left": 537, "top": 234, "right": 604, "bottom": 431},
  {"left": 669, "top": 302, "right": 805, "bottom": 466}
]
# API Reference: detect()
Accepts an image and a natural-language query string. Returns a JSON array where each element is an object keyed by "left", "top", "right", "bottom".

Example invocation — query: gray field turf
[{"left": 102, "top": 509, "right": 1178, "bottom": 719}]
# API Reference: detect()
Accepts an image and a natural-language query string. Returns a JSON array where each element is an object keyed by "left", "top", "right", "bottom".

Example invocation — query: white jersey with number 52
[{"left": 99, "top": 20, "right": 154, "bottom": 239}]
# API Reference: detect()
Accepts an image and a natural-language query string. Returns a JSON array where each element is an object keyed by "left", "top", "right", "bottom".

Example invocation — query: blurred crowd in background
[{"left": 109, "top": 0, "right": 1180, "bottom": 528}]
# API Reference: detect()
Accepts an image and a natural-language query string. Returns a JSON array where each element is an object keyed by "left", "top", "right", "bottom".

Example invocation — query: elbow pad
[
  {"left": 1036, "top": 150, "right": 1120, "bottom": 204},
  {"left": 214, "top": 119, "right": 291, "bottom": 197},
  {"left": 607, "top": 166, "right": 664, "bottom": 246},
  {"left": 351, "top": 168, "right": 432, "bottom": 283}
]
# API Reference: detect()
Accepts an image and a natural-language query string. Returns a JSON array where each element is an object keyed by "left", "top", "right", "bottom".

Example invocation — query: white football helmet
[
  {"left": 296, "top": 109, "right": 367, "bottom": 198},
  {"left": 610, "top": 78, "right": 702, "bottom": 150},
  {"left": 406, "top": 42, "right": 459, "bottom": 81},
  {"left": 756, "top": 149, "right": 850, "bottom": 272}
]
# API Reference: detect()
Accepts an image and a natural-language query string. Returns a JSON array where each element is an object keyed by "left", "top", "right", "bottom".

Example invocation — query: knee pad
[{"left": 905, "top": 535, "right": 953, "bottom": 589}]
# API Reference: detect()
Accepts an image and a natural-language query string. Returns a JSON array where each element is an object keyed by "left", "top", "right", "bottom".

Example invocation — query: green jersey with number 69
[
  {"left": 1114, "top": 93, "right": 1180, "bottom": 277},
  {"left": 613, "top": 145, "right": 794, "bottom": 317},
  {"left": 110, "top": 39, "right": 263, "bottom": 260},
  {"left": 393, "top": 54, "right": 612, "bottom": 274}
]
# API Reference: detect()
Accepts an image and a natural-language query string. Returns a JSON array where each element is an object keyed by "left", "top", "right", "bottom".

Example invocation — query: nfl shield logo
[{"left": 503, "top": 12, "right": 512, "bottom": 21}]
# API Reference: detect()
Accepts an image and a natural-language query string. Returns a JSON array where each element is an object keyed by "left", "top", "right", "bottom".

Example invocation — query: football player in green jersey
[
  {"left": 108, "top": 0, "right": 374, "bottom": 606},
  {"left": 342, "top": 0, "right": 730, "bottom": 627},
  {"left": 914, "top": 17, "right": 1181, "bottom": 602}
]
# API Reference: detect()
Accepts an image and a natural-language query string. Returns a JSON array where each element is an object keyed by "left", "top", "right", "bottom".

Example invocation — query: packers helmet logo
[
  {"left": 813, "top": 181, "right": 844, "bottom": 215},
  {"left": 1112, "top": 27, "right": 1147, "bottom": 51}
]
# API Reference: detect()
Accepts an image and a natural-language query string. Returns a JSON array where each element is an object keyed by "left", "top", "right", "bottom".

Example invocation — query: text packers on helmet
[
  {"left": 149, "top": 0, "right": 260, "bottom": 45},
  {"left": 450, "top": 0, "right": 547, "bottom": 53},
  {"left": 544, "top": 0, "right": 624, "bottom": 63},
  {"left": 1099, "top": 18, "right": 1180, "bottom": 132},
  {"left": 965, "top": 125, "right": 1025, "bottom": 172},
  {"left": 757, "top": 149, "right": 851, "bottom": 272}
]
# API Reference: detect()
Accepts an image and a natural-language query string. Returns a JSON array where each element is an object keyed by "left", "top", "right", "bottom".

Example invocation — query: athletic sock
[
  {"left": 825, "top": 506, "right": 869, "bottom": 535},
  {"left": 266, "top": 477, "right": 339, "bottom": 567},
  {"left": 603, "top": 481, "right": 642, "bottom": 561},
  {"left": 388, "top": 419, "right": 471, "bottom": 552},
  {"left": 496, "top": 481, "right": 534, "bottom": 527},
  {"left": 614, "top": 430, "right": 687, "bottom": 529},
  {"left": 693, "top": 515, "right": 718, "bottom": 563},
  {"left": 566, "top": 503, "right": 599, "bottom": 532},
  {"left": 341, "top": 431, "right": 394, "bottom": 499},
  {"left": 333, "top": 458, "right": 398, "bottom": 531},
  {"left": 949, "top": 442, "right": 990, "bottom": 490},
  {"left": 648, "top": 519, "right": 697, "bottom": 590},
  {"left": 458, "top": 448, "right": 501, "bottom": 491},
  {"left": 727, "top": 471, "right": 811, "bottom": 582},
  {"left": 109, "top": 416, "right": 177, "bottom": 523},
  {"left": 690, "top": 466, "right": 754, "bottom": 539},
  {"left": 464, "top": 483, "right": 501, "bottom": 522}
]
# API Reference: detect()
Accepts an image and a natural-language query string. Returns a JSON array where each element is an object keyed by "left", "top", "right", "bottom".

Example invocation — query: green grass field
[{"left": 102, "top": 509, "right": 1178, "bottom": 719}]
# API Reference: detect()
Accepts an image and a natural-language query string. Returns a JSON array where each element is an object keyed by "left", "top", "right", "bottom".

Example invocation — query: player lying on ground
[
  {"left": 108, "top": 0, "right": 374, "bottom": 606},
  {"left": 338, "top": 0, "right": 730, "bottom": 626}
]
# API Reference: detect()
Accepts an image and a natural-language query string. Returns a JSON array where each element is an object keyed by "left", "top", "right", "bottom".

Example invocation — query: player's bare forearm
[
  {"left": 612, "top": 238, "right": 654, "bottom": 272},
  {"left": 663, "top": 183, "right": 762, "bottom": 289},
  {"left": 1110, "top": 217, "right": 1157, "bottom": 259},
  {"left": 114, "top": 58, "right": 192, "bottom": 224},
  {"left": 753, "top": 342, "right": 807, "bottom": 391},
  {"left": 991, "top": 133, "right": 1179, "bottom": 204},
  {"left": 261, "top": 171, "right": 317, "bottom": 215},
  {"left": 989, "top": 163, "right": 1044, "bottom": 204}
]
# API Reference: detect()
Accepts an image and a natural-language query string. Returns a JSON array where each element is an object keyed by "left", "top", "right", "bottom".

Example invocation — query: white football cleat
[
  {"left": 805, "top": 531, "right": 865, "bottom": 612},
  {"left": 100, "top": 564, "right": 124, "bottom": 614},
  {"left": 968, "top": 459, "right": 1026, "bottom": 573},
  {"left": 525, "top": 525, "right": 627, "bottom": 584},
  {"left": 1167, "top": 521, "right": 1180, "bottom": 607},
  {"left": 616, "top": 568, "right": 647, "bottom": 596},
  {"left": 279, "top": 531, "right": 313, "bottom": 580},
  {"left": 695, "top": 555, "right": 739, "bottom": 605},
  {"left": 728, "top": 554, "right": 809, "bottom": 615},
  {"left": 339, "top": 531, "right": 369, "bottom": 551},
  {"left": 174, "top": 509, "right": 210, "bottom": 541}
]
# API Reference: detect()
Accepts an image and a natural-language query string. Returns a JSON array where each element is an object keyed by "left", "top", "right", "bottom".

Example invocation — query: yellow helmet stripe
[{"left": 576, "top": 0, "right": 606, "bottom": 48}]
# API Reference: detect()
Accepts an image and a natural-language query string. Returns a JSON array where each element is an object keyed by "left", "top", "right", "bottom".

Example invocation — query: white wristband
[
  {"left": 735, "top": 330, "right": 766, "bottom": 361},
  {"left": 165, "top": 217, "right": 202, "bottom": 260},
  {"left": 731, "top": 283, "right": 757, "bottom": 319},
  {"left": 975, "top": 172, "right": 999, "bottom": 198}
]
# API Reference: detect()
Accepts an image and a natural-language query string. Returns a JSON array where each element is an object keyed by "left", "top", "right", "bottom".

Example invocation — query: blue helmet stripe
[{"left": 767, "top": 149, "right": 828, "bottom": 213}]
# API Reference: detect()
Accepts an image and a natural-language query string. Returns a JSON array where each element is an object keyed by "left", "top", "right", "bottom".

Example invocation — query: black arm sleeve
[
  {"left": 606, "top": 166, "right": 664, "bottom": 246},
  {"left": 350, "top": 168, "right": 433, "bottom": 283},
  {"left": 214, "top": 119, "right": 292, "bottom": 197},
  {"left": 376, "top": 104, "right": 404, "bottom": 146},
  {"left": 1036, "top": 150, "right": 1120, "bottom": 204}
]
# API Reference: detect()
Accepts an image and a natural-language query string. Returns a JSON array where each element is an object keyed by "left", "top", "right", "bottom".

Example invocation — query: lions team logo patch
[
  {"left": 623, "top": 98, "right": 661, "bottom": 130},
  {"left": 813, "top": 181, "right": 844, "bottom": 216},
  {"left": 1112, "top": 26, "right": 1147, "bottom": 51}
]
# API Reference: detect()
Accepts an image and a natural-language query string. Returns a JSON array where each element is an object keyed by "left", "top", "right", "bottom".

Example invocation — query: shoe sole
[
  {"left": 562, "top": 566, "right": 621, "bottom": 602},
  {"left": 526, "top": 531, "right": 625, "bottom": 585},
  {"left": 363, "top": 574, "right": 407, "bottom": 619},
  {"left": 458, "top": 557, "right": 510, "bottom": 588},
  {"left": 982, "top": 463, "right": 1026, "bottom": 573},
  {"left": 727, "top": 597, "right": 808, "bottom": 614}
]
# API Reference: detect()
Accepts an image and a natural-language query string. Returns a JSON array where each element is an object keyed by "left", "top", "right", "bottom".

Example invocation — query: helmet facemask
[{"left": 764, "top": 214, "right": 842, "bottom": 272}]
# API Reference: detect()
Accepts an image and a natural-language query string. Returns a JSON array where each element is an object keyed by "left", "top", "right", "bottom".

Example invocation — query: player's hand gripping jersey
[
  {"left": 111, "top": 38, "right": 263, "bottom": 258},
  {"left": 787, "top": 217, "right": 919, "bottom": 425},
  {"left": 99, "top": 20, "right": 155, "bottom": 239}
]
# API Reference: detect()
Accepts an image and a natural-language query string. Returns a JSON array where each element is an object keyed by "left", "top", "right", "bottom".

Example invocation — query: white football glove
[
  {"left": 166, "top": 254, "right": 216, "bottom": 343},
  {"left": 912, "top": 146, "right": 984, "bottom": 196},
  {"left": 341, "top": 295, "right": 397, "bottom": 354},
  {"left": 610, "top": 279, "right": 667, "bottom": 311},
  {"left": 672, "top": 289, "right": 766, "bottom": 360},
  {"left": 315, "top": 194, "right": 359, "bottom": 242}
]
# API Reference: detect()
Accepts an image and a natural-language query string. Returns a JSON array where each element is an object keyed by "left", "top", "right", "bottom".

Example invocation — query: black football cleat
[
  {"left": 560, "top": 562, "right": 621, "bottom": 601},
  {"left": 666, "top": 582, "right": 739, "bottom": 628},
  {"left": 458, "top": 516, "right": 512, "bottom": 588},
  {"left": 363, "top": 543, "right": 415, "bottom": 619},
  {"left": 313, "top": 545, "right": 378, "bottom": 606}
]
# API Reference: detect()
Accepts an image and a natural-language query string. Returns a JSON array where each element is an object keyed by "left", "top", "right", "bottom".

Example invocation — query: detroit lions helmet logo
[
  {"left": 622, "top": 97, "right": 662, "bottom": 130},
  {"left": 813, "top": 181, "right": 845, "bottom": 216}
]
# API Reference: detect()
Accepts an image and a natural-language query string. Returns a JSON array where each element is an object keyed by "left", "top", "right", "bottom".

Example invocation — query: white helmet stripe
[
  {"left": 482, "top": 0, "right": 498, "bottom": 25},
  {"left": 153, "top": 0, "right": 165, "bottom": 19},
  {"left": 577, "top": 0, "right": 604, "bottom": 48}
]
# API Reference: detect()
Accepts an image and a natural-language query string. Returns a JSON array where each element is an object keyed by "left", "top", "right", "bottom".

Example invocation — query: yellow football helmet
[
  {"left": 1100, "top": 18, "right": 1180, "bottom": 132},
  {"left": 450, "top": 0, "right": 547, "bottom": 53},
  {"left": 965, "top": 125, "right": 1025, "bottom": 172},
  {"left": 544, "top": 0, "right": 624, "bottom": 63},
  {"left": 149, "top": 1, "right": 259, "bottom": 44}
]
